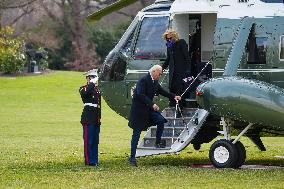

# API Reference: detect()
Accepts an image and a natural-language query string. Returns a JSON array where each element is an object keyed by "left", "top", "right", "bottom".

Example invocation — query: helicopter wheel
[
  {"left": 209, "top": 139, "right": 238, "bottom": 168},
  {"left": 232, "top": 140, "right": 246, "bottom": 168}
]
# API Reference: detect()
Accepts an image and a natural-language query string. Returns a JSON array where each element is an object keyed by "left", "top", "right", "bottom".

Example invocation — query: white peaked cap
[{"left": 84, "top": 69, "right": 98, "bottom": 77}]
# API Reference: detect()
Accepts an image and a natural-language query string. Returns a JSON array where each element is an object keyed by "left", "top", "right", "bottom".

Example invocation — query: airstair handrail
[{"left": 180, "top": 58, "right": 213, "bottom": 97}]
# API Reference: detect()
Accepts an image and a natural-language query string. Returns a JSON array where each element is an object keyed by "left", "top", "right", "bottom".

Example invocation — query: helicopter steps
[{"left": 136, "top": 107, "right": 209, "bottom": 157}]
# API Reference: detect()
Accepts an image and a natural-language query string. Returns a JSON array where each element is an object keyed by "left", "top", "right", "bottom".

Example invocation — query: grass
[{"left": 0, "top": 71, "right": 283, "bottom": 189}]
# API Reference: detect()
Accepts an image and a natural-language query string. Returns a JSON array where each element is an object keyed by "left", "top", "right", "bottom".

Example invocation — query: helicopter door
[
  {"left": 125, "top": 15, "right": 170, "bottom": 103},
  {"left": 172, "top": 13, "right": 216, "bottom": 83},
  {"left": 173, "top": 13, "right": 216, "bottom": 79}
]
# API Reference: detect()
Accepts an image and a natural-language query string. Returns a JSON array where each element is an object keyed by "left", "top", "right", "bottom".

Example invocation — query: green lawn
[{"left": 0, "top": 71, "right": 283, "bottom": 189}]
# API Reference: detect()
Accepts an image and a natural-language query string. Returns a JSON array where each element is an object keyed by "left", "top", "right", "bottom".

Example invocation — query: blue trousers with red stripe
[{"left": 82, "top": 124, "right": 100, "bottom": 165}]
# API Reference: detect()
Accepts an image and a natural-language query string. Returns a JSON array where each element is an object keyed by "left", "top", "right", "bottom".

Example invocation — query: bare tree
[
  {"left": 1, "top": 0, "right": 155, "bottom": 71},
  {"left": 38, "top": 0, "right": 153, "bottom": 71},
  {"left": 39, "top": 0, "right": 108, "bottom": 71},
  {"left": 0, "top": 0, "right": 37, "bottom": 28}
]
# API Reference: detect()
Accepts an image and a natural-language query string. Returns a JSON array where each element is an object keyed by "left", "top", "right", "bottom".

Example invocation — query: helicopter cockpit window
[
  {"left": 134, "top": 16, "right": 169, "bottom": 59},
  {"left": 109, "top": 57, "right": 127, "bottom": 81},
  {"left": 121, "top": 31, "right": 135, "bottom": 54},
  {"left": 247, "top": 37, "right": 267, "bottom": 64},
  {"left": 280, "top": 35, "right": 284, "bottom": 60},
  {"left": 260, "top": 0, "right": 283, "bottom": 2}
]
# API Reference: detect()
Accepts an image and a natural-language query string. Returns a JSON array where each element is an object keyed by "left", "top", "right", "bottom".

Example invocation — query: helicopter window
[
  {"left": 143, "top": 6, "right": 171, "bottom": 12},
  {"left": 109, "top": 57, "right": 127, "bottom": 81},
  {"left": 134, "top": 16, "right": 169, "bottom": 59},
  {"left": 121, "top": 30, "right": 135, "bottom": 53},
  {"left": 280, "top": 36, "right": 284, "bottom": 60},
  {"left": 247, "top": 37, "right": 267, "bottom": 64}
]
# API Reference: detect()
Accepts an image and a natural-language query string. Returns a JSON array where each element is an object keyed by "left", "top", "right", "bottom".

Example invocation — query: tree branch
[
  {"left": 40, "top": 0, "right": 63, "bottom": 26},
  {"left": 0, "top": 0, "right": 38, "bottom": 9},
  {"left": 50, "top": 0, "right": 63, "bottom": 8},
  {"left": 10, "top": 7, "right": 35, "bottom": 26}
]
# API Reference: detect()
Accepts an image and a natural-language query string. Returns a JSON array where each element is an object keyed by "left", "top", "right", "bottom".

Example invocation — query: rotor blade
[{"left": 86, "top": 0, "right": 138, "bottom": 22}]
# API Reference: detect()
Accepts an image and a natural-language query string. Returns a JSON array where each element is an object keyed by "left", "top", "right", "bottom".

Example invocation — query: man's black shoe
[
  {"left": 128, "top": 157, "right": 137, "bottom": 167},
  {"left": 155, "top": 142, "right": 166, "bottom": 148},
  {"left": 176, "top": 112, "right": 182, "bottom": 118},
  {"left": 88, "top": 163, "right": 98, "bottom": 167}
]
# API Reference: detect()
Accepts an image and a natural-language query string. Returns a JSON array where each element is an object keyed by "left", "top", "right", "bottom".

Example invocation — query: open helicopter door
[
  {"left": 172, "top": 12, "right": 216, "bottom": 76},
  {"left": 171, "top": 12, "right": 217, "bottom": 92}
]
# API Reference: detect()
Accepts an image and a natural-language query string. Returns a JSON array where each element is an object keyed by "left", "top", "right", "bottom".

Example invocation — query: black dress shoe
[
  {"left": 128, "top": 157, "right": 137, "bottom": 167},
  {"left": 155, "top": 143, "right": 166, "bottom": 148},
  {"left": 88, "top": 163, "right": 98, "bottom": 167}
]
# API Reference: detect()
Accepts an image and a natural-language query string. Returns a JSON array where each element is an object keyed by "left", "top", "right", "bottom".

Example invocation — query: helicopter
[{"left": 87, "top": 0, "right": 284, "bottom": 168}]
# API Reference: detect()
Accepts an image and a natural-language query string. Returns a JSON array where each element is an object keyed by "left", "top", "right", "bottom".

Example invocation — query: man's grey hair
[{"left": 149, "top": 65, "right": 162, "bottom": 73}]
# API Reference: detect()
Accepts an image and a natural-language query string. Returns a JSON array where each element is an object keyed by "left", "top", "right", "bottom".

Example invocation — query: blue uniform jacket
[{"left": 79, "top": 82, "right": 101, "bottom": 126}]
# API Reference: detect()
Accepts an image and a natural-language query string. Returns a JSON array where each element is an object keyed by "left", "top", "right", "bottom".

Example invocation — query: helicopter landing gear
[
  {"left": 233, "top": 141, "right": 246, "bottom": 168},
  {"left": 209, "top": 139, "right": 238, "bottom": 168},
  {"left": 209, "top": 118, "right": 253, "bottom": 168}
]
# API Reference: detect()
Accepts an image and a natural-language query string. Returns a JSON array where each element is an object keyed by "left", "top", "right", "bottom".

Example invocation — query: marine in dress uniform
[
  {"left": 79, "top": 69, "right": 101, "bottom": 166},
  {"left": 128, "top": 65, "right": 181, "bottom": 166}
]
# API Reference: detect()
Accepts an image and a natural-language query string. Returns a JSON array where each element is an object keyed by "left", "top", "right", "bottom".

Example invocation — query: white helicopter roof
[
  {"left": 171, "top": 0, "right": 217, "bottom": 13},
  {"left": 170, "top": 0, "right": 284, "bottom": 18}
]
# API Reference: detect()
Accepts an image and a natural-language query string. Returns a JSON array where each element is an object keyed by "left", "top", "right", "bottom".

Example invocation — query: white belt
[{"left": 84, "top": 103, "right": 98, "bottom": 108}]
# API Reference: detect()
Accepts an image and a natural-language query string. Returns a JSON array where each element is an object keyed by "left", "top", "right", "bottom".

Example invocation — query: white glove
[{"left": 89, "top": 77, "right": 98, "bottom": 84}]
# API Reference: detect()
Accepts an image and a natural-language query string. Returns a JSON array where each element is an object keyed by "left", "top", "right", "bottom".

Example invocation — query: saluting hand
[
  {"left": 174, "top": 96, "right": 181, "bottom": 102},
  {"left": 153, "top": 104, "right": 159, "bottom": 111}
]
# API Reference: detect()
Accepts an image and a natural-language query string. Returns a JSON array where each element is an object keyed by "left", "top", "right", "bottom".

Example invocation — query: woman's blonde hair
[{"left": 162, "top": 28, "right": 179, "bottom": 41}]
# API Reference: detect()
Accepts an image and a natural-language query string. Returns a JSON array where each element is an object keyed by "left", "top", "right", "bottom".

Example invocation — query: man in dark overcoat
[
  {"left": 79, "top": 69, "right": 101, "bottom": 166},
  {"left": 162, "top": 29, "right": 191, "bottom": 108},
  {"left": 128, "top": 65, "right": 181, "bottom": 166},
  {"left": 189, "top": 22, "right": 201, "bottom": 78}
]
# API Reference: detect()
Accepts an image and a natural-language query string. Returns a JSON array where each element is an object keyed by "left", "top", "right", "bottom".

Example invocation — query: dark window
[
  {"left": 247, "top": 35, "right": 267, "bottom": 64},
  {"left": 100, "top": 52, "right": 118, "bottom": 81},
  {"left": 121, "top": 27, "right": 136, "bottom": 54},
  {"left": 143, "top": 6, "right": 171, "bottom": 12},
  {"left": 134, "top": 16, "right": 169, "bottom": 59},
  {"left": 108, "top": 30, "right": 136, "bottom": 81},
  {"left": 260, "top": 0, "right": 283, "bottom": 3},
  {"left": 280, "top": 35, "right": 284, "bottom": 60},
  {"left": 109, "top": 58, "right": 127, "bottom": 81}
]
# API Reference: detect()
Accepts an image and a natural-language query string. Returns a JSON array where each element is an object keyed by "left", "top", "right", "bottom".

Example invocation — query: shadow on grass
[
  {"left": 245, "top": 159, "right": 284, "bottom": 166},
  {"left": 6, "top": 155, "right": 204, "bottom": 172},
  {"left": 138, "top": 154, "right": 209, "bottom": 167},
  {"left": 7, "top": 154, "right": 284, "bottom": 173}
]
